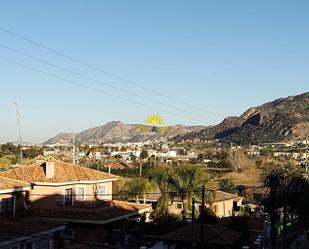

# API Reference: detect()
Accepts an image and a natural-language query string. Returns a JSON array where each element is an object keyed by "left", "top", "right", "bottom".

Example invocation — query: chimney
[{"left": 44, "top": 161, "right": 55, "bottom": 179}]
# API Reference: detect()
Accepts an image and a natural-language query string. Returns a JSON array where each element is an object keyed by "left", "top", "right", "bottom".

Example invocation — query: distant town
[{"left": 0, "top": 136, "right": 308, "bottom": 248}]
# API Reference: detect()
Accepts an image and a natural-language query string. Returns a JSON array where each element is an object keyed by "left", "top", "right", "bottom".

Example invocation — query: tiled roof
[
  {"left": 160, "top": 223, "right": 242, "bottom": 245},
  {"left": 34, "top": 155, "right": 47, "bottom": 161},
  {"left": 0, "top": 215, "right": 65, "bottom": 244},
  {"left": 217, "top": 216, "right": 265, "bottom": 232},
  {"left": 212, "top": 190, "right": 242, "bottom": 203},
  {"left": 23, "top": 200, "right": 151, "bottom": 224},
  {"left": 216, "top": 217, "right": 265, "bottom": 246},
  {"left": 0, "top": 176, "right": 29, "bottom": 190},
  {"left": 0, "top": 158, "right": 118, "bottom": 184},
  {"left": 162, "top": 190, "right": 242, "bottom": 204}
]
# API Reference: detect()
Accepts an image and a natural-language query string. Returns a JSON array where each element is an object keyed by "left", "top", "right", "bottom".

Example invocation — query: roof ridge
[
  {"left": 112, "top": 200, "right": 151, "bottom": 207},
  {"left": 0, "top": 175, "right": 29, "bottom": 185},
  {"left": 216, "top": 190, "right": 238, "bottom": 196},
  {"left": 1, "top": 159, "right": 118, "bottom": 183},
  {"left": 52, "top": 158, "right": 111, "bottom": 175}
]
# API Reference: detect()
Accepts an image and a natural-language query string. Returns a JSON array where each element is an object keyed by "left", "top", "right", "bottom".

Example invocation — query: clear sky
[{"left": 0, "top": 1, "right": 308, "bottom": 143}]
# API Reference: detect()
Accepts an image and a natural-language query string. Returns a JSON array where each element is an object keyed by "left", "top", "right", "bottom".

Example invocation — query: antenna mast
[
  {"left": 72, "top": 136, "right": 76, "bottom": 164},
  {"left": 14, "top": 101, "right": 23, "bottom": 163}
]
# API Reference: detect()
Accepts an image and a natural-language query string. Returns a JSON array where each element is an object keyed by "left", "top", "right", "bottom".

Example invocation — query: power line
[
  {"left": 0, "top": 26, "right": 225, "bottom": 118},
  {"left": 0, "top": 55, "right": 207, "bottom": 123},
  {"left": 0, "top": 44, "right": 218, "bottom": 122},
  {"left": 17, "top": 185, "right": 266, "bottom": 197}
]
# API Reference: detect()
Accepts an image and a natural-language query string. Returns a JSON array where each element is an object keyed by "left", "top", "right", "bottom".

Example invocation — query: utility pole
[
  {"left": 200, "top": 185, "right": 205, "bottom": 247},
  {"left": 191, "top": 198, "right": 195, "bottom": 247},
  {"left": 270, "top": 182, "right": 277, "bottom": 249},
  {"left": 108, "top": 154, "right": 111, "bottom": 174},
  {"left": 283, "top": 201, "right": 287, "bottom": 249},
  {"left": 139, "top": 159, "right": 142, "bottom": 177},
  {"left": 306, "top": 136, "right": 309, "bottom": 180}
]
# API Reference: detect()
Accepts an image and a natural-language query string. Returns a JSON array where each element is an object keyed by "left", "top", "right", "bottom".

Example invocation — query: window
[
  {"left": 64, "top": 188, "right": 73, "bottom": 206},
  {"left": 212, "top": 205, "right": 218, "bottom": 213},
  {"left": 97, "top": 184, "right": 106, "bottom": 198},
  {"left": 175, "top": 203, "right": 182, "bottom": 210},
  {"left": 1, "top": 197, "right": 14, "bottom": 214},
  {"left": 233, "top": 201, "right": 240, "bottom": 211},
  {"left": 76, "top": 187, "right": 85, "bottom": 201}
]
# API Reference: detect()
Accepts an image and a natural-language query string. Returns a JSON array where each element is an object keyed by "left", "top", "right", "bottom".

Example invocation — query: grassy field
[{"left": 225, "top": 168, "right": 263, "bottom": 186}]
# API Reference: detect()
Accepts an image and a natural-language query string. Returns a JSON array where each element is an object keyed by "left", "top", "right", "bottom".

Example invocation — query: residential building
[
  {"left": 0, "top": 216, "right": 65, "bottom": 249},
  {"left": 169, "top": 191, "right": 243, "bottom": 218},
  {"left": 142, "top": 189, "right": 243, "bottom": 218},
  {"left": 0, "top": 157, "right": 151, "bottom": 248},
  {"left": 0, "top": 176, "right": 65, "bottom": 249},
  {"left": 0, "top": 176, "right": 30, "bottom": 216},
  {"left": 208, "top": 191, "right": 243, "bottom": 217}
]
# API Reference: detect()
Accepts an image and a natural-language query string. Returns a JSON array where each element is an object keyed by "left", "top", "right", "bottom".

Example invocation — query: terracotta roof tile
[
  {"left": 34, "top": 155, "right": 47, "bottom": 161},
  {"left": 0, "top": 215, "right": 65, "bottom": 243},
  {"left": 217, "top": 216, "right": 265, "bottom": 231},
  {"left": 212, "top": 190, "right": 242, "bottom": 202},
  {"left": 0, "top": 158, "right": 117, "bottom": 184},
  {"left": 160, "top": 223, "right": 242, "bottom": 245},
  {"left": 0, "top": 176, "right": 29, "bottom": 190},
  {"left": 23, "top": 200, "right": 151, "bottom": 224}
]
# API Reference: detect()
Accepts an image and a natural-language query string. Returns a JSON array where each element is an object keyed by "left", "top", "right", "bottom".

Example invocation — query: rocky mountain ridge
[
  {"left": 44, "top": 121, "right": 206, "bottom": 144},
  {"left": 174, "top": 92, "right": 309, "bottom": 144}
]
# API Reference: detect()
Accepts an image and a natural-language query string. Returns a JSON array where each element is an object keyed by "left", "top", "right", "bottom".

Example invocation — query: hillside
[
  {"left": 43, "top": 121, "right": 206, "bottom": 144},
  {"left": 173, "top": 92, "right": 309, "bottom": 144}
]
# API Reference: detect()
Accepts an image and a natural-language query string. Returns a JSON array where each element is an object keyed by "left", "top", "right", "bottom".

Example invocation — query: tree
[
  {"left": 0, "top": 157, "right": 11, "bottom": 169},
  {"left": 218, "top": 178, "right": 236, "bottom": 193},
  {"left": 172, "top": 167, "right": 206, "bottom": 214},
  {"left": 147, "top": 166, "right": 174, "bottom": 219},
  {"left": 22, "top": 146, "right": 43, "bottom": 158},
  {"left": 122, "top": 177, "right": 156, "bottom": 203},
  {"left": 197, "top": 153, "right": 205, "bottom": 162},
  {"left": 263, "top": 163, "right": 306, "bottom": 249},
  {"left": 147, "top": 165, "right": 212, "bottom": 217},
  {"left": 229, "top": 149, "right": 248, "bottom": 172},
  {"left": 140, "top": 149, "right": 148, "bottom": 159}
]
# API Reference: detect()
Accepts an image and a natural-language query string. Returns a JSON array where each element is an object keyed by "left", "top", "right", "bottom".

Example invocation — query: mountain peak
[
  {"left": 43, "top": 121, "right": 206, "bottom": 144},
  {"left": 173, "top": 92, "right": 309, "bottom": 144}
]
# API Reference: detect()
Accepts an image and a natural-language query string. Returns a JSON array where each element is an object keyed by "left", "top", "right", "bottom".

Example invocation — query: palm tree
[
  {"left": 263, "top": 163, "right": 304, "bottom": 249},
  {"left": 147, "top": 166, "right": 174, "bottom": 219},
  {"left": 172, "top": 166, "right": 209, "bottom": 214},
  {"left": 122, "top": 177, "right": 156, "bottom": 203},
  {"left": 147, "top": 165, "right": 212, "bottom": 218}
]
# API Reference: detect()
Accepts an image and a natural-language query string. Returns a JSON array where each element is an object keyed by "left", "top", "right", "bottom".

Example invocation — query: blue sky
[{"left": 0, "top": 1, "right": 308, "bottom": 143}]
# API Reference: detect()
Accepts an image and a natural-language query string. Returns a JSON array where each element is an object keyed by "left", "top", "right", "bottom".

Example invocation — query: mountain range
[
  {"left": 43, "top": 121, "right": 206, "bottom": 144},
  {"left": 174, "top": 92, "right": 309, "bottom": 144},
  {"left": 44, "top": 92, "right": 309, "bottom": 145}
]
